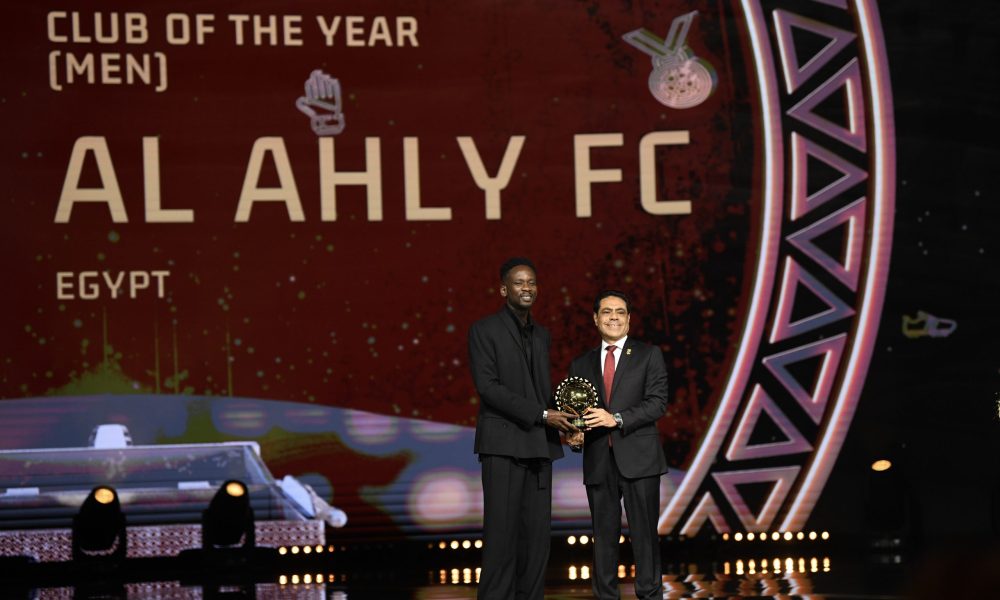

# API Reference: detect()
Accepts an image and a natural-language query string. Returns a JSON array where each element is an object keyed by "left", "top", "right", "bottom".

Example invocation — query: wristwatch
[
  {"left": 613, "top": 412, "right": 623, "bottom": 429},
  {"left": 541, "top": 409, "right": 548, "bottom": 424}
]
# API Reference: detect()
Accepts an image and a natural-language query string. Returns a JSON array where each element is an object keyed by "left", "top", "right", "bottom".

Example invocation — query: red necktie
[{"left": 603, "top": 345, "right": 617, "bottom": 406}]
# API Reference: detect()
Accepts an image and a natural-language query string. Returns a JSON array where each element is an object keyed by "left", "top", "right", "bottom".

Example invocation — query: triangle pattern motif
[
  {"left": 726, "top": 385, "right": 814, "bottom": 461},
  {"left": 773, "top": 10, "right": 857, "bottom": 94},
  {"left": 680, "top": 492, "right": 731, "bottom": 537},
  {"left": 787, "top": 58, "right": 867, "bottom": 152},
  {"left": 713, "top": 466, "right": 802, "bottom": 532},
  {"left": 787, "top": 197, "right": 868, "bottom": 291},
  {"left": 762, "top": 334, "right": 847, "bottom": 424},
  {"left": 789, "top": 132, "right": 868, "bottom": 221},
  {"left": 769, "top": 257, "right": 856, "bottom": 343}
]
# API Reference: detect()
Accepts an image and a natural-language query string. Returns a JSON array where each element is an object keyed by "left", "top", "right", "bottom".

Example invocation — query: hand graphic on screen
[{"left": 295, "top": 69, "right": 346, "bottom": 136}]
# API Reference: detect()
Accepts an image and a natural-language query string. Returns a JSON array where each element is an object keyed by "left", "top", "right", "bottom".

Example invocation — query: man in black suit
[
  {"left": 468, "top": 257, "right": 579, "bottom": 600},
  {"left": 568, "top": 290, "right": 668, "bottom": 600}
]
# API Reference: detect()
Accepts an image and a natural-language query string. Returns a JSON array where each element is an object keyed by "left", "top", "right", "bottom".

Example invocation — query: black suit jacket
[
  {"left": 469, "top": 308, "right": 564, "bottom": 461},
  {"left": 569, "top": 337, "right": 668, "bottom": 483}
]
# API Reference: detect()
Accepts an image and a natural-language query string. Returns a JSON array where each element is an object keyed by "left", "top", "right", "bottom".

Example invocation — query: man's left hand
[
  {"left": 583, "top": 407, "right": 617, "bottom": 429},
  {"left": 545, "top": 410, "right": 581, "bottom": 433}
]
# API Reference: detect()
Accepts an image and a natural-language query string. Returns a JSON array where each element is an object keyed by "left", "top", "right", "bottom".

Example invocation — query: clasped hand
[
  {"left": 563, "top": 407, "right": 617, "bottom": 449},
  {"left": 581, "top": 407, "right": 617, "bottom": 429},
  {"left": 544, "top": 410, "right": 580, "bottom": 433}
]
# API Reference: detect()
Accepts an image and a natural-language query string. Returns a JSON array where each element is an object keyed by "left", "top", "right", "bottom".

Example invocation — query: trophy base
[{"left": 571, "top": 418, "right": 587, "bottom": 428}]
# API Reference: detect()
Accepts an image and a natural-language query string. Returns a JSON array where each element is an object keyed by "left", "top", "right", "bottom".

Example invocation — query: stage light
[
  {"left": 72, "top": 485, "right": 127, "bottom": 563},
  {"left": 821, "top": 531, "right": 829, "bottom": 540},
  {"left": 462, "top": 540, "right": 471, "bottom": 549},
  {"left": 746, "top": 532, "right": 754, "bottom": 541},
  {"left": 796, "top": 531, "right": 804, "bottom": 540},
  {"left": 871, "top": 459, "right": 892, "bottom": 471},
  {"left": 474, "top": 540, "right": 482, "bottom": 549},
  {"left": 865, "top": 452, "right": 909, "bottom": 538},
  {"left": 225, "top": 481, "right": 246, "bottom": 497},
  {"left": 783, "top": 532, "right": 793, "bottom": 541},
  {"left": 619, "top": 535, "right": 625, "bottom": 544},
  {"left": 808, "top": 531, "right": 817, "bottom": 540},
  {"left": 279, "top": 546, "right": 287, "bottom": 555},
  {"left": 94, "top": 487, "right": 115, "bottom": 504},
  {"left": 567, "top": 535, "right": 576, "bottom": 545},
  {"left": 771, "top": 532, "right": 780, "bottom": 541},
  {"left": 579, "top": 535, "right": 589, "bottom": 545},
  {"left": 722, "top": 533, "right": 729, "bottom": 541},
  {"left": 734, "top": 532, "right": 743, "bottom": 541},
  {"left": 202, "top": 479, "right": 255, "bottom": 550}
]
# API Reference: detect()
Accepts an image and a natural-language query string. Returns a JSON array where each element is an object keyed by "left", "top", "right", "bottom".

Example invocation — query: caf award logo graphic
[{"left": 623, "top": 11, "right": 718, "bottom": 109}]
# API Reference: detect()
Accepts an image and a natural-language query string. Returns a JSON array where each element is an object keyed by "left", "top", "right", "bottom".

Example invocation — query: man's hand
[
  {"left": 565, "top": 431, "right": 584, "bottom": 446},
  {"left": 583, "top": 407, "right": 618, "bottom": 429},
  {"left": 545, "top": 410, "right": 580, "bottom": 433}
]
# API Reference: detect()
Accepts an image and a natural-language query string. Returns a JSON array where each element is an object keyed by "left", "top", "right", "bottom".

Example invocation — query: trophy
[{"left": 554, "top": 376, "right": 600, "bottom": 428}]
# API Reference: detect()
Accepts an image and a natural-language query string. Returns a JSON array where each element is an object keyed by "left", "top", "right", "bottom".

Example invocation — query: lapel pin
[{"left": 626, "top": 348, "right": 632, "bottom": 356}]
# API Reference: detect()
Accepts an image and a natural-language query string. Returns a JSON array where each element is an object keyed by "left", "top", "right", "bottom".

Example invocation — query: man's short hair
[
  {"left": 593, "top": 289, "right": 632, "bottom": 314},
  {"left": 499, "top": 257, "right": 536, "bottom": 281}
]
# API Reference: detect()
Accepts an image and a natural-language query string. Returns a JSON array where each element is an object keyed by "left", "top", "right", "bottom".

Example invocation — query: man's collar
[
  {"left": 504, "top": 303, "right": 532, "bottom": 329},
  {"left": 601, "top": 335, "right": 627, "bottom": 351}
]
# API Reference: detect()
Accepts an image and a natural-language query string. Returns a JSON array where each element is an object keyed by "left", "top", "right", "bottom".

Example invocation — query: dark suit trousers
[
  {"left": 586, "top": 447, "right": 662, "bottom": 600},
  {"left": 478, "top": 455, "right": 552, "bottom": 600}
]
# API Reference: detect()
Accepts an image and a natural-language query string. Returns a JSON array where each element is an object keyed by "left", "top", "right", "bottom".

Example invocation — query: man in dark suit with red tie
[
  {"left": 468, "top": 257, "right": 580, "bottom": 600},
  {"left": 568, "top": 290, "right": 669, "bottom": 600}
]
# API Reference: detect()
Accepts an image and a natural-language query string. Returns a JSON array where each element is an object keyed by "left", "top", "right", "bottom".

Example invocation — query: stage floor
[
  {"left": 14, "top": 558, "right": 912, "bottom": 599},
  {"left": 11, "top": 538, "right": 999, "bottom": 598}
]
